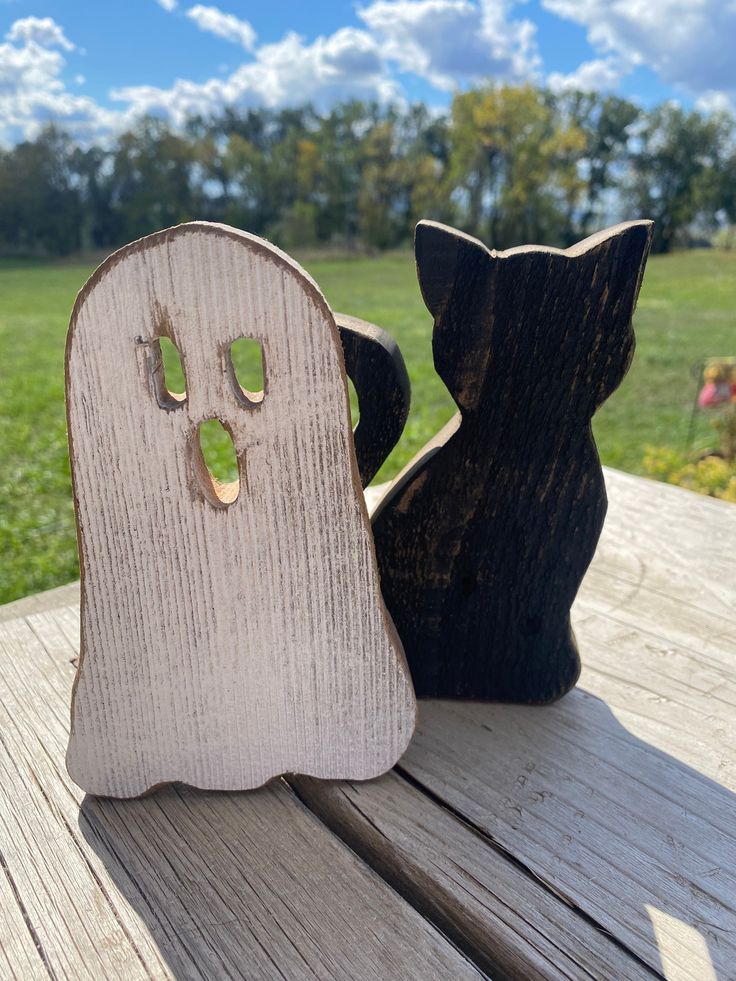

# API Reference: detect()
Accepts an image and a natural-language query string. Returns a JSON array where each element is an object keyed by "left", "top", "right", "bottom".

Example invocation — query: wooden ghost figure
[
  {"left": 66, "top": 222, "right": 416, "bottom": 798},
  {"left": 372, "top": 220, "right": 653, "bottom": 704}
]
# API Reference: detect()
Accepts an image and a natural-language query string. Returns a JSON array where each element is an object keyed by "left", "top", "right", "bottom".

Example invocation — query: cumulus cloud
[
  {"left": 5, "top": 16, "right": 75, "bottom": 52},
  {"left": 542, "top": 0, "right": 735, "bottom": 106},
  {"left": 0, "top": 11, "right": 404, "bottom": 142},
  {"left": 185, "top": 6, "right": 257, "bottom": 50},
  {"left": 0, "top": 18, "right": 111, "bottom": 144},
  {"left": 547, "top": 56, "right": 629, "bottom": 94},
  {"left": 696, "top": 90, "right": 735, "bottom": 115},
  {"left": 5, "top": 0, "right": 731, "bottom": 148},
  {"left": 358, "top": 0, "right": 540, "bottom": 89},
  {"left": 112, "top": 27, "right": 401, "bottom": 125}
]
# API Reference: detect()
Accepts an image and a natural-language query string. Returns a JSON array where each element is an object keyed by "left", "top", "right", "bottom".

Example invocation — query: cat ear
[
  {"left": 571, "top": 220, "right": 653, "bottom": 296},
  {"left": 415, "top": 221, "right": 489, "bottom": 318},
  {"left": 569, "top": 220, "right": 653, "bottom": 408}
]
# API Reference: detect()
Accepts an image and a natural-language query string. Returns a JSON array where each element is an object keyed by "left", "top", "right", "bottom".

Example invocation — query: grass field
[{"left": 1, "top": 247, "right": 734, "bottom": 605}]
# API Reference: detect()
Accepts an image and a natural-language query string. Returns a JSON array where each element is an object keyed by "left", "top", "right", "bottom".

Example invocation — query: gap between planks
[{"left": 290, "top": 767, "right": 659, "bottom": 981}]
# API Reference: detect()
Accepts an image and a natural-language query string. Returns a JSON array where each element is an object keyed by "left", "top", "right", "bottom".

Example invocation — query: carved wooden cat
[{"left": 371, "top": 220, "right": 653, "bottom": 703}]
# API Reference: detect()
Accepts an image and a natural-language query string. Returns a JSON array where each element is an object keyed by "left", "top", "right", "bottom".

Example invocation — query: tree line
[{"left": 1, "top": 83, "right": 735, "bottom": 258}]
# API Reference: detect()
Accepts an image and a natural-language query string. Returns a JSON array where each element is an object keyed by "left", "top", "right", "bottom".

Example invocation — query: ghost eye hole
[
  {"left": 150, "top": 336, "right": 187, "bottom": 409},
  {"left": 228, "top": 337, "right": 264, "bottom": 406}
]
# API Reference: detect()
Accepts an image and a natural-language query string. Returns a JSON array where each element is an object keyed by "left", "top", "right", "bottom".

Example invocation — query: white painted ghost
[{"left": 65, "top": 222, "right": 416, "bottom": 798}]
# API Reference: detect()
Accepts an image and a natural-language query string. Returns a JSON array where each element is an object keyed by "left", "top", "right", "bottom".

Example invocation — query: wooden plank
[
  {"left": 0, "top": 863, "right": 49, "bottom": 981},
  {"left": 587, "top": 467, "right": 736, "bottom": 621},
  {"left": 0, "top": 607, "right": 482, "bottom": 980},
  {"left": 298, "top": 470, "right": 736, "bottom": 979},
  {"left": 0, "top": 582, "right": 79, "bottom": 623},
  {"left": 5, "top": 472, "right": 732, "bottom": 976},
  {"left": 388, "top": 474, "right": 736, "bottom": 979},
  {"left": 294, "top": 770, "right": 654, "bottom": 980},
  {"left": 396, "top": 678, "right": 736, "bottom": 978},
  {"left": 397, "top": 689, "right": 735, "bottom": 980},
  {"left": 0, "top": 615, "right": 166, "bottom": 980}
]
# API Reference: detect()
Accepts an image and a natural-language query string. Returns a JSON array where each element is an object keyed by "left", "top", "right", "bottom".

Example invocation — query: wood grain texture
[
  {"left": 336, "top": 313, "right": 411, "bottom": 487},
  {"left": 4, "top": 469, "right": 732, "bottom": 979},
  {"left": 65, "top": 222, "right": 415, "bottom": 798},
  {"left": 0, "top": 581, "right": 79, "bottom": 623},
  {"left": 372, "top": 220, "right": 653, "bottom": 703},
  {"left": 293, "top": 769, "right": 654, "bottom": 980},
  {"left": 348, "top": 469, "right": 733, "bottom": 981},
  {"left": 0, "top": 605, "right": 482, "bottom": 981}
]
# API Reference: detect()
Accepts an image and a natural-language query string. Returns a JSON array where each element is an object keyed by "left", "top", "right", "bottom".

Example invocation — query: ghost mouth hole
[
  {"left": 228, "top": 337, "right": 264, "bottom": 406},
  {"left": 193, "top": 419, "right": 240, "bottom": 507},
  {"left": 151, "top": 336, "right": 187, "bottom": 409}
]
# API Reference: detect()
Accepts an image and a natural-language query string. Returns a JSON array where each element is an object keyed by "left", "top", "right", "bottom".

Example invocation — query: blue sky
[{"left": 0, "top": 1, "right": 733, "bottom": 144}]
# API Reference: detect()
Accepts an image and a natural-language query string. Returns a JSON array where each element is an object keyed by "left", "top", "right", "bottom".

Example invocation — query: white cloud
[
  {"left": 548, "top": 56, "right": 629, "bottom": 94},
  {"left": 696, "top": 90, "right": 735, "bottom": 115},
  {"left": 7, "top": 0, "right": 730, "bottom": 150},
  {"left": 0, "top": 12, "right": 404, "bottom": 143},
  {"left": 542, "top": 0, "right": 736, "bottom": 107},
  {"left": 112, "top": 27, "right": 401, "bottom": 124},
  {"left": 358, "top": 0, "right": 540, "bottom": 89},
  {"left": 5, "top": 16, "right": 75, "bottom": 52},
  {"left": 0, "top": 18, "right": 111, "bottom": 145},
  {"left": 186, "top": 5, "right": 256, "bottom": 50}
]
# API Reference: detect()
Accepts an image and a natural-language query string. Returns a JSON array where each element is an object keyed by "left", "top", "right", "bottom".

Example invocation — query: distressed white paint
[{"left": 65, "top": 222, "right": 416, "bottom": 798}]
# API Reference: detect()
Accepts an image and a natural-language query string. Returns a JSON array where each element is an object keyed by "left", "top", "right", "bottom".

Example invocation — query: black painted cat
[
  {"left": 370, "top": 219, "right": 653, "bottom": 703},
  {"left": 336, "top": 313, "right": 410, "bottom": 488}
]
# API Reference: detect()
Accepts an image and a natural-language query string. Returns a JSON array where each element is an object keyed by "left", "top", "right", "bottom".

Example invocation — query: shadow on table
[
  {"left": 76, "top": 689, "right": 734, "bottom": 979},
  {"left": 78, "top": 773, "right": 474, "bottom": 981},
  {"left": 78, "top": 781, "right": 302, "bottom": 978},
  {"left": 405, "top": 691, "right": 735, "bottom": 980}
]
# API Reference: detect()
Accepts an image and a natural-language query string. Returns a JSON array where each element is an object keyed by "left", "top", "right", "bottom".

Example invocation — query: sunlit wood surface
[{"left": 2, "top": 468, "right": 734, "bottom": 979}]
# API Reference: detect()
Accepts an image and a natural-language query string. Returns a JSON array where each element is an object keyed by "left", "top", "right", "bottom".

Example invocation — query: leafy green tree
[
  {"left": 447, "top": 84, "right": 586, "bottom": 248},
  {"left": 110, "top": 117, "right": 197, "bottom": 241},
  {"left": 717, "top": 145, "right": 736, "bottom": 229},
  {"left": 395, "top": 104, "right": 453, "bottom": 234},
  {"left": 0, "top": 127, "right": 83, "bottom": 255},
  {"left": 0, "top": 91, "right": 735, "bottom": 257},
  {"left": 554, "top": 91, "right": 640, "bottom": 239},
  {"left": 185, "top": 115, "right": 232, "bottom": 220},
  {"left": 627, "top": 104, "right": 735, "bottom": 252},
  {"left": 70, "top": 144, "right": 119, "bottom": 249},
  {"left": 310, "top": 101, "right": 369, "bottom": 242},
  {"left": 218, "top": 107, "right": 318, "bottom": 240},
  {"left": 358, "top": 118, "right": 405, "bottom": 249}
]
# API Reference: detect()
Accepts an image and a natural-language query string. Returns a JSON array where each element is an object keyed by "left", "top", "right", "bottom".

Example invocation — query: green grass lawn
[{"left": 1, "top": 247, "right": 734, "bottom": 604}]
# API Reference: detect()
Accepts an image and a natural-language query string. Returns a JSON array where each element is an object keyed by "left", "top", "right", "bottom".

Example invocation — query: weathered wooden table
[{"left": 2, "top": 468, "right": 735, "bottom": 980}]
